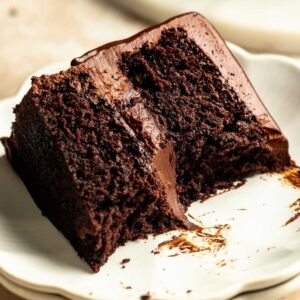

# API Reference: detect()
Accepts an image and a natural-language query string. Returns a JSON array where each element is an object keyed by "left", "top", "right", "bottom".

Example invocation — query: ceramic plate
[
  {"left": 112, "top": 0, "right": 300, "bottom": 54},
  {"left": 2, "top": 271, "right": 300, "bottom": 300},
  {"left": 0, "top": 43, "right": 300, "bottom": 300},
  {"left": 0, "top": 273, "right": 65, "bottom": 300}
]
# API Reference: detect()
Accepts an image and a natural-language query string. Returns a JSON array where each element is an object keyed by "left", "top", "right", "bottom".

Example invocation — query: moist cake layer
[
  {"left": 120, "top": 27, "right": 287, "bottom": 205},
  {"left": 2, "top": 67, "right": 188, "bottom": 272}
]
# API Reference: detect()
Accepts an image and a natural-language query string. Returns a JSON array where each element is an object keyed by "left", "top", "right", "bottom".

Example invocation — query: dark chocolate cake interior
[{"left": 121, "top": 28, "right": 282, "bottom": 206}]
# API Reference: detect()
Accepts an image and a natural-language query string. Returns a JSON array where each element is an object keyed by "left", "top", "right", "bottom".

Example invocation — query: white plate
[
  {"left": 0, "top": 273, "right": 65, "bottom": 300},
  {"left": 0, "top": 43, "right": 300, "bottom": 300},
  {"left": 112, "top": 0, "right": 300, "bottom": 54},
  {"left": 2, "top": 270, "right": 300, "bottom": 300}
]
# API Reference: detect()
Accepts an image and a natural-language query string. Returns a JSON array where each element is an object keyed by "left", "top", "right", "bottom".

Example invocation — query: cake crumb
[
  {"left": 140, "top": 292, "right": 151, "bottom": 299},
  {"left": 267, "top": 246, "right": 276, "bottom": 251},
  {"left": 121, "top": 258, "right": 130, "bottom": 265},
  {"left": 186, "top": 289, "right": 192, "bottom": 293},
  {"left": 125, "top": 286, "right": 132, "bottom": 289}
]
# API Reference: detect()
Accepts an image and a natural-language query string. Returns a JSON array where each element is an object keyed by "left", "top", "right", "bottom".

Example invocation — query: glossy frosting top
[{"left": 71, "top": 12, "right": 280, "bottom": 133}]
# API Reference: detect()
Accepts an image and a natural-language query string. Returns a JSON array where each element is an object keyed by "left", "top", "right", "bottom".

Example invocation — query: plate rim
[
  {"left": 1, "top": 43, "right": 300, "bottom": 300},
  {"left": 0, "top": 273, "right": 65, "bottom": 300},
  {"left": 1, "top": 258, "right": 300, "bottom": 300}
]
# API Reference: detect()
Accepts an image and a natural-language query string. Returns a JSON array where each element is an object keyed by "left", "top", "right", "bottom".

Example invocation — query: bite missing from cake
[{"left": 1, "top": 12, "right": 291, "bottom": 272}]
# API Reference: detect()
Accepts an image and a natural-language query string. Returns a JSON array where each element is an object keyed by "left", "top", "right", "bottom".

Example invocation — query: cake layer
[
  {"left": 72, "top": 12, "right": 290, "bottom": 205},
  {"left": 2, "top": 68, "right": 189, "bottom": 272}
]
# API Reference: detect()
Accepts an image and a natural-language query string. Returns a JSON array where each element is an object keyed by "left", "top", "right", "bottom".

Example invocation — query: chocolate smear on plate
[
  {"left": 140, "top": 292, "right": 151, "bottom": 300},
  {"left": 282, "top": 166, "right": 300, "bottom": 189},
  {"left": 156, "top": 223, "right": 230, "bottom": 256},
  {"left": 284, "top": 198, "right": 300, "bottom": 226},
  {"left": 120, "top": 258, "right": 130, "bottom": 265}
]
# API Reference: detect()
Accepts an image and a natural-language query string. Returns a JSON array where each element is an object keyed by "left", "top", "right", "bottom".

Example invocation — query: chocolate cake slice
[{"left": 1, "top": 12, "right": 290, "bottom": 272}]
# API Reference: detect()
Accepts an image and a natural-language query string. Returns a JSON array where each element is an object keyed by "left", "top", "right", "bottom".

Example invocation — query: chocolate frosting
[
  {"left": 72, "top": 12, "right": 281, "bottom": 134},
  {"left": 122, "top": 101, "right": 191, "bottom": 226},
  {"left": 153, "top": 142, "right": 192, "bottom": 227}
]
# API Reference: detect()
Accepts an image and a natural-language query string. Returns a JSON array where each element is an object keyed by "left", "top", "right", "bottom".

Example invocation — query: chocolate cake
[{"left": 1, "top": 12, "right": 291, "bottom": 272}]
